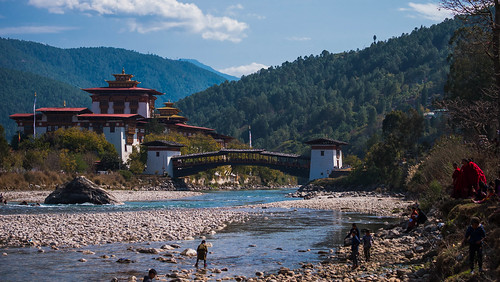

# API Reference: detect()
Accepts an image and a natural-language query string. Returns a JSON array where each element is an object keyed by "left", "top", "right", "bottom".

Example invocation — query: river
[{"left": 0, "top": 188, "right": 398, "bottom": 281}]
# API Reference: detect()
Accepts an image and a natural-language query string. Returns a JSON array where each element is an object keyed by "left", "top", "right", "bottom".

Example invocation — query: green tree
[
  {"left": 128, "top": 145, "right": 145, "bottom": 174},
  {"left": 441, "top": 0, "right": 500, "bottom": 136}
]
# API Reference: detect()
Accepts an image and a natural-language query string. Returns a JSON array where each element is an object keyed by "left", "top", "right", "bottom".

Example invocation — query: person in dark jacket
[
  {"left": 142, "top": 268, "right": 157, "bottom": 282},
  {"left": 362, "top": 229, "right": 374, "bottom": 262},
  {"left": 350, "top": 230, "right": 361, "bottom": 270},
  {"left": 463, "top": 217, "right": 486, "bottom": 274},
  {"left": 195, "top": 240, "right": 208, "bottom": 268},
  {"left": 345, "top": 223, "right": 360, "bottom": 239}
]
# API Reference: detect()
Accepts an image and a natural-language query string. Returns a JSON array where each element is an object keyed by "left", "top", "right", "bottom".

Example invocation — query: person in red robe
[
  {"left": 461, "top": 159, "right": 487, "bottom": 198},
  {"left": 452, "top": 162, "right": 462, "bottom": 198}
]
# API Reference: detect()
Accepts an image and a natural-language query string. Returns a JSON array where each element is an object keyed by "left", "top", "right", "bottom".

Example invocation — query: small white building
[
  {"left": 142, "top": 140, "right": 185, "bottom": 176},
  {"left": 305, "top": 138, "right": 348, "bottom": 181}
]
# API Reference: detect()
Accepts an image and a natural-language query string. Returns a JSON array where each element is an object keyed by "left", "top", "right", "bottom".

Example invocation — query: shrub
[
  {"left": 420, "top": 179, "right": 444, "bottom": 211},
  {"left": 119, "top": 170, "right": 133, "bottom": 181}
]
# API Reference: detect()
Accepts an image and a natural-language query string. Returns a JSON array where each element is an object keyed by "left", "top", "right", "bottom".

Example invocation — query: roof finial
[{"left": 122, "top": 67, "right": 125, "bottom": 74}]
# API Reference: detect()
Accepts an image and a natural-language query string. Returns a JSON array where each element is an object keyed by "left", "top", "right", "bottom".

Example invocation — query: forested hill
[
  {"left": 0, "top": 67, "right": 90, "bottom": 141},
  {"left": 177, "top": 19, "right": 460, "bottom": 156},
  {"left": 0, "top": 37, "right": 228, "bottom": 102}
]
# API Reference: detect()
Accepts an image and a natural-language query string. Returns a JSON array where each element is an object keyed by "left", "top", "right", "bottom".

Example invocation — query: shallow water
[
  {"left": 0, "top": 189, "right": 399, "bottom": 281},
  {"left": 0, "top": 189, "right": 297, "bottom": 215}
]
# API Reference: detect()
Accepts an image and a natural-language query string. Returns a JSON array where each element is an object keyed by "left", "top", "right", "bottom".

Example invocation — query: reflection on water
[{"left": 0, "top": 189, "right": 399, "bottom": 281}]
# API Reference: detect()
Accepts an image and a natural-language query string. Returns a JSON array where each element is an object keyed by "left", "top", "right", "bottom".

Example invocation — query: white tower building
[
  {"left": 305, "top": 138, "right": 348, "bottom": 181},
  {"left": 142, "top": 140, "right": 185, "bottom": 176}
]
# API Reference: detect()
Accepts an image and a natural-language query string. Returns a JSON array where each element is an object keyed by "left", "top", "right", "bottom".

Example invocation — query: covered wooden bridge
[{"left": 170, "top": 149, "right": 310, "bottom": 178}]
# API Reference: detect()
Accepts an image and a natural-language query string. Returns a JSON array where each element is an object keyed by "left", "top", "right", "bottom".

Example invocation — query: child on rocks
[
  {"left": 350, "top": 230, "right": 361, "bottom": 270},
  {"left": 463, "top": 217, "right": 486, "bottom": 274},
  {"left": 362, "top": 230, "right": 374, "bottom": 262}
]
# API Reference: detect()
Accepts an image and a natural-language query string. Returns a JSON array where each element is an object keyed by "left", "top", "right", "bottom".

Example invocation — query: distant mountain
[
  {"left": 0, "top": 37, "right": 229, "bottom": 100},
  {"left": 179, "top": 59, "right": 239, "bottom": 81},
  {"left": 176, "top": 19, "right": 461, "bottom": 157}
]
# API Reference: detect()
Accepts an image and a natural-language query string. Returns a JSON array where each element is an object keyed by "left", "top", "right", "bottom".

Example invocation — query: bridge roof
[
  {"left": 260, "top": 151, "right": 301, "bottom": 158},
  {"left": 304, "top": 138, "right": 348, "bottom": 146},
  {"left": 171, "top": 151, "right": 221, "bottom": 159},
  {"left": 220, "top": 149, "right": 265, "bottom": 153},
  {"left": 142, "top": 140, "right": 185, "bottom": 147}
]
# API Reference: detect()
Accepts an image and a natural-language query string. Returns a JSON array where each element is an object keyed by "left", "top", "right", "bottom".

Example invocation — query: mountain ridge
[{"left": 176, "top": 19, "right": 461, "bottom": 156}]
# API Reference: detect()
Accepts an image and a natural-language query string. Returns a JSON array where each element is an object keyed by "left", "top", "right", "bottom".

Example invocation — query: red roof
[
  {"left": 10, "top": 113, "right": 35, "bottom": 118},
  {"left": 37, "top": 107, "right": 90, "bottom": 113},
  {"left": 78, "top": 114, "right": 141, "bottom": 119},
  {"left": 174, "top": 123, "right": 214, "bottom": 131},
  {"left": 83, "top": 87, "right": 164, "bottom": 96}
]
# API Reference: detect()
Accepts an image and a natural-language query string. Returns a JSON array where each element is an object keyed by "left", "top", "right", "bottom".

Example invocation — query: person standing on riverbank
[
  {"left": 195, "top": 240, "right": 208, "bottom": 268},
  {"left": 463, "top": 217, "right": 486, "bottom": 274},
  {"left": 345, "top": 223, "right": 360, "bottom": 240},
  {"left": 350, "top": 230, "right": 361, "bottom": 270},
  {"left": 362, "top": 230, "right": 374, "bottom": 262}
]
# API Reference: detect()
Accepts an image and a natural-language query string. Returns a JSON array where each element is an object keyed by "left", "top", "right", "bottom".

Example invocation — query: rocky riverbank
[
  {"left": 0, "top": 190, "right": 202, "bottom": 203},
  {"left": 0, "top": 207, "right": 250, "bottom": 248},
  {"left": 0, "top": 188, "right": 441, "bottom": 281},
  {"left": 256, "top": 191, "right": 415, "bottom": 217},
  {"left": 182, "top": 210, "right": 443, "bottom": 282}
]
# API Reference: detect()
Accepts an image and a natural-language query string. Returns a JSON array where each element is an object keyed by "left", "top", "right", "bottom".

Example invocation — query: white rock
[{"left": 180, "top": 248, "right": 197, "bottom": 257}]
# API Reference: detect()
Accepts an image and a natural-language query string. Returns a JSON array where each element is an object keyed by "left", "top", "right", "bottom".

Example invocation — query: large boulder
[{"left": 44, "top": 176, "right": 121, "bottom": 205}]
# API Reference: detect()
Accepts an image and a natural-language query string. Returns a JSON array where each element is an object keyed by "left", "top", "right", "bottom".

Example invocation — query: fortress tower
[{"left": 305, "top": 138, "right": 348, "bottom": 181}]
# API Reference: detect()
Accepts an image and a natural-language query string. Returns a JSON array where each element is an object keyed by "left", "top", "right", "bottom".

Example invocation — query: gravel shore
[
  {"left": 0, "top": 189, "right": 435, "bottom": 281},
  {"left": 0, "top": 208, "right": 250, "bottom": 248},
  {"left": 1, "top": 190, "right": 202, "bottom": 203},
  {"left": 255, "top": 192, "right": 415, "bottom": 217}
]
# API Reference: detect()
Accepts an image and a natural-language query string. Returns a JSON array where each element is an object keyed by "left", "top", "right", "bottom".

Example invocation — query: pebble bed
[
  {"left": 255, "top": 192, "right": 415, "bottom": 217},
  {"left": 1, "top": 190, "right": 202, "bottom": 203},
  {"left": 0, "top": 190, "right": 438, "bottom": 281},
  {"left": 0, "top": 207, "right": 250, "bottom": 248}
]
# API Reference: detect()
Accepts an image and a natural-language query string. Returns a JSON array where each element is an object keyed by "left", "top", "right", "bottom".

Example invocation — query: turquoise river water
[{"left": 0, "top": 188, "right": 398, "bottom": 281}]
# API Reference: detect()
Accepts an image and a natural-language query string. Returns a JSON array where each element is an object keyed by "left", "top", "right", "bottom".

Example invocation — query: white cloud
[
  {"left": 400, "top": 3, "right": 454, "bottom": 21},
  {"left": 0, "top": 25, "right": 77, "bottom": 35},
  {"left": 247, "top": 13, "right": 265, "bottom": 20},
  {"left": 287, "top": 36, "right": 311, "bottom": 41},
  {"left": 27, "top": 0, "right": 248, "bottom": 42},
  {"left": 219, "top": 62, "right": 269, "bottom": 77}
]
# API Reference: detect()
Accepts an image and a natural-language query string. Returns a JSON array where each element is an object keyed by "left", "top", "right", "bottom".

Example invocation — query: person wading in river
[{"left": 195, "top": 240, "right": 208, "bottom": 268}]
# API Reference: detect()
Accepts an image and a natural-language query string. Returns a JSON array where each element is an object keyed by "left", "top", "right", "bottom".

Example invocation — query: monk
[
  {"left": 461, "top": 159, "right": 487, "bottom": 198},
  {"left": 452, "top": 163, "right": 461, "bottom": 198}
]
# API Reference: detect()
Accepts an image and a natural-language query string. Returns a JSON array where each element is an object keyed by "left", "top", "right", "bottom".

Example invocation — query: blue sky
[{"left": 0, "top": 0, "right": 454, "bottom": 77}]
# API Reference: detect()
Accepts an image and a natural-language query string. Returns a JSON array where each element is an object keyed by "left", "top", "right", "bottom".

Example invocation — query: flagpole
[
  {"left": 248, "top": 125, "right": 252, "bottom": 148},
  {"left": 33, "top": 92, "right": 36, "bottom": 138}
]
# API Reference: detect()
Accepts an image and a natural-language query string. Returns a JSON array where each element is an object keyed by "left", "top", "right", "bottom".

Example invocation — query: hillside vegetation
[{"left": 177, "top": 19, "right": 460, "bottom": 156}]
